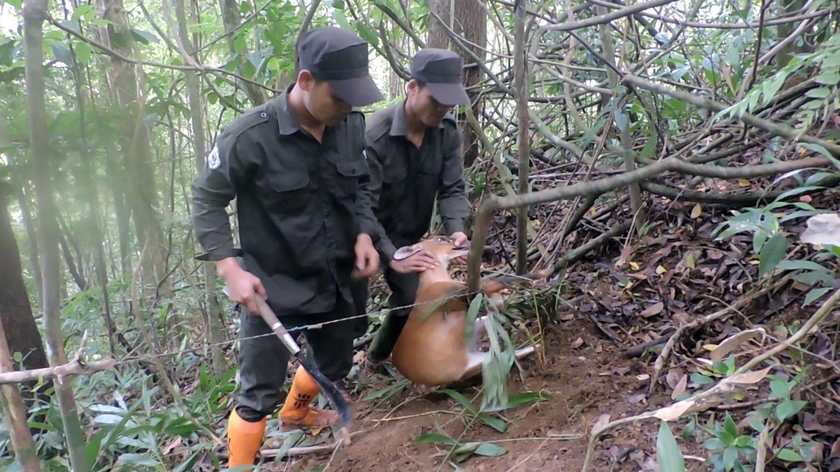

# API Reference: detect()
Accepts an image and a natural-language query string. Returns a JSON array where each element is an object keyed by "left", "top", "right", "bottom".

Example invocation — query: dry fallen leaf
[
  {"left": 721, "top": 366, "right": 772, "bottom": 386},
  {"left": 801, "top": 213, "right": 840, "bottom": 247},
  {"left": 163, "top": 436, "right": 182, "bottom": 455},
  {"left": 708, "top": 328, "right": 766, "bottom": 363},
  {"left": 593, "top": 414, "right": 611, "bottom": 432},
  {"left": 691, "top": 203, "right": 702, "bottom": 219},
  {"left": 654, "top": 399, "right": 696, "bottom": 421},
  {"left": 571, "top": 337, "right": 584, "bottom": 349},
  {"left": 639, "top": 302, "right": 665, "bottom": 318},
  {"left": 671, "top": 374, "right": 688, "bottom": 400}
]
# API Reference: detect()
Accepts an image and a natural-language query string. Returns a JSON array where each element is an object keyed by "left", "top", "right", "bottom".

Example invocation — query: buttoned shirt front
[{"left": 191, "top": 85, "right": 378, "bottom": 315}]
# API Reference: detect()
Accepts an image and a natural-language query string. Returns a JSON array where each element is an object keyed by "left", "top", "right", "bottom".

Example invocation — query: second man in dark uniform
[{"left": 353, "top": 48, "right": 472, "bottom": 372}]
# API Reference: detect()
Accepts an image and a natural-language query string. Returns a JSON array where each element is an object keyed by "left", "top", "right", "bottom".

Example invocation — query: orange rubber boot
[
  {"left": 278, "top": 367, "right": 339, "bottom": 428},
  {"left": 227, "top": 409, "right": 266, "bottom": 468}
]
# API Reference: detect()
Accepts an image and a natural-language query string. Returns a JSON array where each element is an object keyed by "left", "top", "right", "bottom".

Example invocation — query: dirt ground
[{"left": 269, "top": 315, "right": 706, "bottom": 472}]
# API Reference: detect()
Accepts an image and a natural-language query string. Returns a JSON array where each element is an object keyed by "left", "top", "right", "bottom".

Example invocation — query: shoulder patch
[{"left": 206, "top": 145, "right": 222, "bottom": 170}]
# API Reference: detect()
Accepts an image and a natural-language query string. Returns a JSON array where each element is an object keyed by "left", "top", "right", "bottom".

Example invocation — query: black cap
[
  {"left": 298, "top": 27, "right": 383, "bottom": 107},
  {"left": 410, "top": 48, "right": 470, "bottom": 106}
]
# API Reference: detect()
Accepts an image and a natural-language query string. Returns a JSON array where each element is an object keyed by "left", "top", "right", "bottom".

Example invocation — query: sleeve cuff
[
  {"left": 445, "top": 220, "right": 466, "bottom": 236},
  {"left": 377, "top": 240, "right": 398, "bottom": 264},
  {"left": 195, "top": 246, "right": 243, "bottom": 262},
  {"left": 357, "top": 223, "right": 381, "bottom": 244}
]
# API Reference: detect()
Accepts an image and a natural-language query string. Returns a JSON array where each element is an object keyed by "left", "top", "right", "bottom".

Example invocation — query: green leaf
[
  {"left": 73, "top": 41, "right": 92, "bottom": 64},
  {"left": 768, "top": 379, "right": 791, "bottom": 399},
  {"left": 759, "top": 233, "right": 788, "bottom": 276},
  {"left": 440, "top": 389, "right": 477, "bottom": 414},
  {"left": 413, "top": 433, "right": 457, "bottom": 446},
  {"left": 130, "top": 28, "right": 160, "bottom": 44},
  {"left": 473, "top": 442, "right": 507, "bottom": 457},
  {"left": 723, "top": 447, "right": 739, "bottom": 469},
  {"left": 71, "top": 5, "right": 96, "bottom": 20},
  {"left": 356, "top": 22, "right": 379, "bottom": 47},
  {"left": 462, "top": 292, "right": 483, "bottom": 344},
  {"left": 477, "top": 413, "right": 508, "bottom": 433},
  {"left": 3, "top": 0, "right": 22, "bottom": 9},
  {"left": 804, "top": 287, "right": 832, "bottom": 306},
  {"left": 776, "top": 448, "right": 805, "bottom": 462},
  {"left": 703, "top": 438, "right": 726, "bottom": 450},
  {"left": 775, "top": 399, "right": 808, "bottom": 421},
  {"left": 799, "top": 143, "right": 840, "bottom": 170},
  {"left": 51, "top": 43, "right": 75, "bottom": 66},
  {"left": 234, "top": 33, "right": 247, "bottom": 54},
  {"left": 639, "top": 127, "right": 658, "bottom": 160},
  {"left": 775, "top": 260, "right": 829, "bottom": 273},
  {"left": 805, "top": 87, "right": 831, "bottom": 99},
  {"left": 656, "top": 421, "right": 686, "bottom": 472},
  {"left": 794, "top": 270, "right": 834, "bottom": 287},
  {"left": 766, "top": 71, "right": 788, "bottom": 103},
  {"left": 690, "top": 372, "right": 714, "bottom": 385},
  {"left": 723, "top": 413, "right": 739, "bottom": 441},
  {"left": 815, "top": 70, "right": 840, "bottom": 85},
  {"left": 614, "top": 110, "right": 628, "bottom": 131},
  {"left": 332, "top": 9, "right": 350, "bottom": 29},
  {"left": 118, "top": 453, "right": 160, "bottom": 467},
  {"left": 734, "top": 435, "right": 753, "bottom": 448}
]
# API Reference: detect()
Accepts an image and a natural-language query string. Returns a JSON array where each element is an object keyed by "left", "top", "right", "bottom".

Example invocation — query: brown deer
[{"left": 389, "top": 236, "right": 552, "bottom": 388}]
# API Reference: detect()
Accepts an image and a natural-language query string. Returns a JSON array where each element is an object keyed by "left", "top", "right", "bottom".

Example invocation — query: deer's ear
[{"left": 393, "top": 244, "right": 422, "bottom": 261}]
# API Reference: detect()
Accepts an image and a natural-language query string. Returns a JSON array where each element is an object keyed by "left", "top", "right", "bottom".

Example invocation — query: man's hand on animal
[
  {"left": 216, "top": 259, "right": 266, "bottom": 314},
  {"left": 353, "top": 234, "right": 380, "bottom": 278},
  {"left": 449, "top": 232, "right": 469, "bottom": 265},
  {"left": 388, "top": 248, "right": 440, "bottom": 274}
]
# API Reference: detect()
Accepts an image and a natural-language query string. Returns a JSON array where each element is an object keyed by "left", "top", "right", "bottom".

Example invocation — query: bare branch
[{"left": 540, "top": 0, "right": 680, "bottom": 31}]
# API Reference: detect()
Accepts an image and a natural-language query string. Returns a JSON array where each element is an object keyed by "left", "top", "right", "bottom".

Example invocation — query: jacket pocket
[
  {"left": 333, "top": 159, "right": 365, "bottom": 199},
  {"left": 264, "top": 171, "right": 311, "bottom": 213}
]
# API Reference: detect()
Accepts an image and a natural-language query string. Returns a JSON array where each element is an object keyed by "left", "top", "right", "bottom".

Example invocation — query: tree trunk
[
  {"left": 219, "top": 0, "right": 268, "bottom": 105},
  {"left": 0, "top": 183, "right": 52, "bottom": 429},
  {"left": 426, "top": 0, "right": 485, "bottom": 167},
  {"left": 15, "top": 188, "right": 42, "bottom": 304},
  {"left": 175, "top": 0, "right": 227, "bottom": 381},
  {"left": 0, "top": 313, "right": 41, "bottom": 472},
  {"left": 98, "top": 0, "right": 171, "bottom": 301},
  {"left": 105, "top": 155, "right": 132, "bottom": 277},
  {"left": 22, "top": 0, "right": 90, "bottom": 469},
  {"left": 514, "top": 0, "right": 530, "bottom": 274},
  {"left": 72, "top": 57, "right": 118, "bottom": 356}
]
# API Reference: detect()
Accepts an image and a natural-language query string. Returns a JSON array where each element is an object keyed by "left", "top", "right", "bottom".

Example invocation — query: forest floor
[{"left": 236, "top": 192, "right": 839, "bottom": 472}]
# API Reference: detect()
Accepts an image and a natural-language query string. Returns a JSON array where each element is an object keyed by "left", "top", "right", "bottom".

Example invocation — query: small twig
[
  {"left": 755, "top": 426, "right": 771, "bottom": 472},
  {"left": 371, "top": 410, "right": 458, "bottom": 422}
]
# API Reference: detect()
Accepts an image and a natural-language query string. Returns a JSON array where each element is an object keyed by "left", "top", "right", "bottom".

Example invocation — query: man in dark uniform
[
  {"left": 191, "top": 27, "right": 384, "bottom": 468},
  {"left": 352, "top": 48, "right": 472, "bottom": 373}
]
